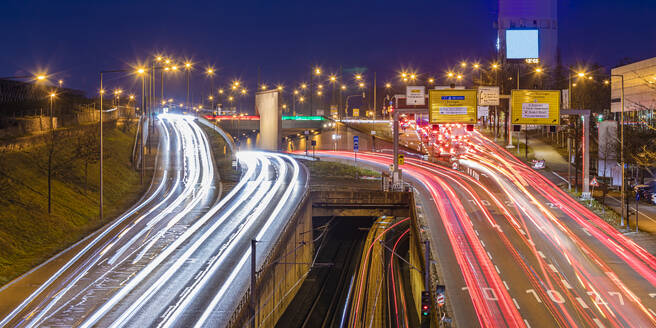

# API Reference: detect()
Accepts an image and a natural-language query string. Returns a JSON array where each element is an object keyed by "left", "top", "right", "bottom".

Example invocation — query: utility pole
[
  {"left": 250, "top": 239, "right": 257, "bottom": 328},
  {"left": 611, "top": 74, "right": 625, "bottom": 227},
  {"left": 99, "top": 72, "right": 104, "bottom": 223}
]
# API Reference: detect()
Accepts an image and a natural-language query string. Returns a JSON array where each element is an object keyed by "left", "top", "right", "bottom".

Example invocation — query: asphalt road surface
[
  {"left": 312, "top": 130, "right": 656, "bottom": 328},
  {"left": 0, "top": 114, "right": 308, "bottom": 328}
]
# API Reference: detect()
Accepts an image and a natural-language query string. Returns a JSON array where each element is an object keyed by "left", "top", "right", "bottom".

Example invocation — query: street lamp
[{"left": 183, "top": 62, "right": 192, "bottom": 110}]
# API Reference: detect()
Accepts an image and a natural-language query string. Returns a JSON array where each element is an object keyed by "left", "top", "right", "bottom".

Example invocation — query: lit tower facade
[{"left": 497, "top": 0, "right": 558, "bottom": 68}]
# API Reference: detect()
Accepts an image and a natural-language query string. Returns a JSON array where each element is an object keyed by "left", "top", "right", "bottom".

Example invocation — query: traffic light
[{"left": 421, "top": 291, "right": 431, "bottom": 317}]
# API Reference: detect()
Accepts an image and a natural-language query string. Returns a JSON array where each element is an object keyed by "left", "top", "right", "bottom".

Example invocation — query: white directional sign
[
  {"left": 406, "top": 86, "right": 426, "bottom": 105},
  {"left": 478, "top": 86, "right": 500, "bottom": 106}
]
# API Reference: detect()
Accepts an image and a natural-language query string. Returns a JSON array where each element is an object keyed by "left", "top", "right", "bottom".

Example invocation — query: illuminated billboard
[
  {"left": 428, "top": 89, "right": 477, "bottom": 124},
  {"left": 506, "top": 29, "right": 539, "bottom": 59},
  {"left": 510, "top": 90, "right": 560, "bottom": 125}
]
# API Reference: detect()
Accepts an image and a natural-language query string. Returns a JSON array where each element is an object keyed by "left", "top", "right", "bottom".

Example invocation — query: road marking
[
  {"left": 495, "top": 265, "right": 501, "bottom": 274},
  {"left": 503, "top": 281, "right": 510, "bottom": 290},
  {"left": 562, "top": 279, "right": 573, "bottom": 289},
  {"left": 649, "top": 308, "right": 656, "bottom": 317},
  {"left": 513, "top": 298, "right": 520, "bottom": 310},
  {"left": 576, "top": 297, "right": 590, "bottom": 309},
  {"left": 480, "top": 240, "right": 486, "bottom": 248},
  {"left": 548, "top": 264, "right": 559, "bottom": 273},
  {"left": 537, "top": 251, "right": 546, "bottom": 259},
  {"left": 475, "top": 229, "right": 480, "bottom": 236},
  {"left": 582, "top": 228, "right": 592, "bottom": 236},
  {"left": 527, "top": 239, "right": 535, "bottom": 246},
  {"left": 593, "top": 318, "right": 605, "bottom": 328},
  {"left": 649, "top": 293, "right": 656, "bottom": 298},
  {"left": 487, "top": 251, "right": 493, "bottom": 260},
  {"left": 524, "top": 319, "right": 532, "bottom": 328}
]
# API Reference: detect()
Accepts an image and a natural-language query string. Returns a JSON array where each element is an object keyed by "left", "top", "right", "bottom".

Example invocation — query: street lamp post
[{"left": 611, "top": 74, "right": 626, "bottom": 228}]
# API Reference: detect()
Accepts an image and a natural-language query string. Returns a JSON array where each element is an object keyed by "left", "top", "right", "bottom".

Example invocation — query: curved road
[
  {"left": 314, "top": 138, "right": 656, "bottom": 328},
  {"left": 0, "top": 114, "right": 308, "bottom": 328}
]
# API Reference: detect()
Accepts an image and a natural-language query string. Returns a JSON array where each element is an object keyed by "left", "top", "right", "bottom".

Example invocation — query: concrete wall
[
  {"left": 228, "top": 192, "right": 313, "bottom": 328},
  {"left": 0, "top": 116, "right": 58, "bottom": 138}
]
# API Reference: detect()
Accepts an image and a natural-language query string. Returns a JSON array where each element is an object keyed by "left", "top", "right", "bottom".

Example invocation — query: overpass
[{"left": 204, "top": 115, "right": 326, "bottom": 132}]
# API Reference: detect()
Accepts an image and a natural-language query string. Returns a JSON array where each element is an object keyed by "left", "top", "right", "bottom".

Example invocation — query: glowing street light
[
  {"left": 460, "top": 62, "right": 467, "bottom": 68},
  {"left": 577, "top": 72, "right": 586, "bottom": 78},
  {"left": 277, "top": 85, "right": 283, "bottom": 91},
  {"left": 427, "top": 78, "right": 434, "bottom": 84},
  {"left": 293, "top": 89, "right": 299, "bottom": 95},
  {"left": 491, "top": 63, "right": 499, "bottom": 70},
  {"left": 36, "top": 74, "right": 46, "bottom": 81},
  {"left": 358, "top": 82, "right": 365, "bottom": 88},
  {"left": 300, "top": 83, "right": 307, "bottom": 89},
  {"left": 341, "top": 85, "right": 347, "bottom": 90},
  {"left": 329, "top": 75, "right": 337, "bottom": 82},
  {"left": 314, "top": 67, "right": 322, "bottom": 76},
  {"left": 456, "top": 74, "right": 463, "bottom": 80},
  {"left": 261, "top": 85, "right": 267, "bottom": 90},
  {"left": 354, "top": 74, "right": 362, "bottom": 80},
  {"left": 385, "top": 82, "right": 392, "bottom": 88},
  {"left": 447, "top": 72, "right": 454, "bottom": 78},
  {"left": 535, "top": 68, "right": 543, "bottom": 73}
]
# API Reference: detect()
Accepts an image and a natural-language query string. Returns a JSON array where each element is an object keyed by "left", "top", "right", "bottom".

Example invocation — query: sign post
[
  {"left": 353, "top": 135, "right": 359, "bottom": 164},
  {"left": 406, "top": 86, "right": 426, "bottom": 105}
]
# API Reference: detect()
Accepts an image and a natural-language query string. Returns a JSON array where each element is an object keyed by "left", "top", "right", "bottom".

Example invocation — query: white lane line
[
  {"left": 581, "top": 228, "right": 592, "bottom": 236},
  {"left": 513, "top": 298, "right": 520, "bottom": 310},
  {"left": 503, "top": 281, "right": 510, "bottom": 290},
  {"left": 561, "top": 279, "right": 573, "bottom": 289},
  {"left": 576, "top": 297, "right": 590, "bottom": 309},
  {"left": 487, "top": 251, "right": 493, "bottom": 260},
  {"left": 593, "top": 318, "right": 605, "bottom": 328},
  {"left": 649, "top": 308, "right": 656, "bottom": 317},
  {"left": 524, "top": 319, "right": 532, "bottom": 328},
  {"left": 495, "top": 265, "right": 501, "bottom": 274},
  {"left": 527, "top": 239, "right": 535, "bottom": 246},
  {"left": 537, "top": 251, "right": 546, "bottom": 259},
  {"left": 475, "top": 229, "right": 480, "bottom": 236},
  {"left": 548, "top": 264, "right": 559, "bottom": 273},
  {"left": 480, "top": 240, "right": 486, "bottom": 248}
]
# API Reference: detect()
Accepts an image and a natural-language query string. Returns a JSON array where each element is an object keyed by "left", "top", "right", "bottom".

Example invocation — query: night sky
[{"left": 1, "top": 0, "right": 654, "bottom": 99}]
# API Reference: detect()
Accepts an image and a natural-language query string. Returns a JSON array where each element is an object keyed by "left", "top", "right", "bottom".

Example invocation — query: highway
[
  {"left": 0, "top": 114, "right": 308, "bottom": 328},
  {"left": 312, "top": 130, "right": 656, "bottom": 327}
]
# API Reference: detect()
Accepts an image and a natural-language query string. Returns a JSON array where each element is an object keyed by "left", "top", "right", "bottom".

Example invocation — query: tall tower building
[{"left": 497, "top": 0, "right": 558, "bottom": 68}]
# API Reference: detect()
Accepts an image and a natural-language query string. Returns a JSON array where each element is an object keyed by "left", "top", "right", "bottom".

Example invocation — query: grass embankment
[
  {"left": 302, "top": 160, "right": 380, "bottom": 179},
  {"left": 198, "top": 124, "right": 238, "bottom": 191},
  {"left": 0, "top": 124, "right": 150, "bottom": 285}
]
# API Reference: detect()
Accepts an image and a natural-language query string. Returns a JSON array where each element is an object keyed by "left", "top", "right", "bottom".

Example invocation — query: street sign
[
  {"left": 398, "top": 154, "right": 404, "bottom": 165},
  {"left": 477, "top": 86, "right": 500, "bottom": 106},
  {"left": 406, "top": 86, "right": 426, "bottom": 105},
  {"left": 511, "top": 90, "right": 561, "bottom": 125},
  {"left": 428, "top": 89, "right": 478, "bottom": 124},
  {"left": 590, "top": 176, "right": 599, "bottom": 187},
  {"left": 353, "top": 136, "right": 359, "bottom": 152},
  {"left": 353, "top": 108, "right": 360, "bottom": 117},
  {"left": 311, "top": 140, "right": 316, "bottom": 146}
]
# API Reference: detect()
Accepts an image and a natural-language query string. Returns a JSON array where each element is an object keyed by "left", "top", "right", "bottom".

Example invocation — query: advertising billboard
[
  {"left": 510, "top": 90, "right": 560, "bottom": 125},
  {"left": 506, "top": 29, "right": 539, "bottom": 60},
  {"left": 406, "top": 86, "right": 426, "bottom": 105},
  {"left": 428, "top": 89, "right": 477, "bottom": 124}
]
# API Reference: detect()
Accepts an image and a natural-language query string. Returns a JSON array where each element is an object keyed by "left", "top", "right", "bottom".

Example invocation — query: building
[
  {"left": 611, "top": 57, "right": 656, "bottom": 120},
  {"left": 497, "top": 0, "right": 558, "bottom": 68}
]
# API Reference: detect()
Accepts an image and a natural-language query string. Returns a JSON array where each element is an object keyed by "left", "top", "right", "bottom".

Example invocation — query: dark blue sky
[{"left": 1, "top": 0, "right": 654, "bottom": 98}]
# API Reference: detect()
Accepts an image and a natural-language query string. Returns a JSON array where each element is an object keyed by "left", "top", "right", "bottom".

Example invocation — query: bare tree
[
  {"left": 74, "top": 126, "right": 100, "bottom": 192},
  {"left": 28, "top": 128, "right": 76, "bottom": 214}
]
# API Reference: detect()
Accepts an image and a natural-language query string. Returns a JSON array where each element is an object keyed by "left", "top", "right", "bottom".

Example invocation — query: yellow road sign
[
  {"left": 428, "top": 89, "right": 477, "bottom": 124},
  {"left": 511, "top": 90, "right": 560, "bottom": 125},
  {"left": 398, "top": 154, "right": 404, "bottom": 165}
]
